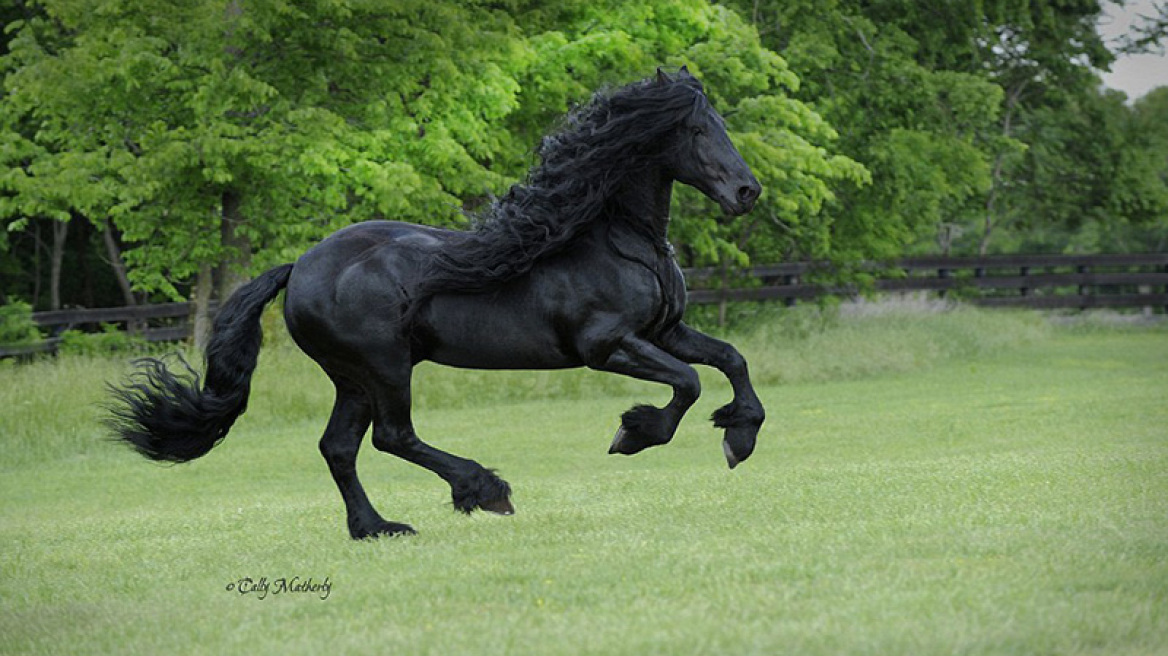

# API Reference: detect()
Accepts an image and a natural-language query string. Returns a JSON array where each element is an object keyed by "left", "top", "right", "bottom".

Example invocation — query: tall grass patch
[
  {"left": 721, "top": 297, "right": 1052, "bottom": 385},
  {"left": 0, "top": 355, "right": 128, "bottom": 467}
]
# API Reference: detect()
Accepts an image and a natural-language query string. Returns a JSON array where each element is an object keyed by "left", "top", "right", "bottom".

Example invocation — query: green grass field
[{"left": 1, "top": 304, "right": 1166, "bottom": 655}]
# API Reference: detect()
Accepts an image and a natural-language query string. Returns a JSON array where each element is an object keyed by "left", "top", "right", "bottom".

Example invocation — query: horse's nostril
[{"left": 737, "top": 184, "right": 760, "bottom": 204}]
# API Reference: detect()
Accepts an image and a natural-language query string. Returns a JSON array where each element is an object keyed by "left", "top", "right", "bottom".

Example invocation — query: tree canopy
[{"left": 0, "top": 0, "right": 1165, "bottom": 311}]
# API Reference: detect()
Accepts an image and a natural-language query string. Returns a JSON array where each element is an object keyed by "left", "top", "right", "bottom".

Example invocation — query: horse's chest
[
  {"left": 648, "top": 257, "right": 686, "bottom": 330},
  {"left": 616, "top": 249, "right": 686, "bottom": 336}
]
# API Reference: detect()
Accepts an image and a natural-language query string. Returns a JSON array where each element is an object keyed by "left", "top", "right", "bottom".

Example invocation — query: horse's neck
[
  {"left": 602, "top": 168, "right": 678, "bottom": 272},
  {"left": 606, "top": 168, "right": 673, "bottom": 250}
]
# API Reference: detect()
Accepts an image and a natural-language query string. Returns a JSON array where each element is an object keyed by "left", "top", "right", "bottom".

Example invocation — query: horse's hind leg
[
  {"left": 367, "top": 364, "right": 514, "bottom": 516},
  {"left": 319, "top": 380, "right": 416, "bottom": 539}
]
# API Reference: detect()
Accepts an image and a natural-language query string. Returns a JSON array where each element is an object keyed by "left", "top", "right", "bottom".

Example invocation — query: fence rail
[
  {"left": 1, "top": 303, "right": 196, "bottom": 358},
  {"left": 3, "top": 253, "right": 1165, "bottom": 358}
]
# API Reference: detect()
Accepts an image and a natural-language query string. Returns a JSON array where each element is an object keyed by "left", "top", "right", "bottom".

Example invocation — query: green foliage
[
  {"left": 56, "top": 324, "right": 149, "bottom": 356},
  {"left": 2, "top": 0, "right": 537, "bottom": 295},
  {"left": 720, "top": 0, "right": 1164, "bottom": 260},
  {"left": 729, "top": 2, "right": 1013, "bottom": 261},
  {"left": 958, "top": 85, "right": 1168, "bottom": 254},
  {"left": 0, "top": 299, "right": 39, "bottom": 344}
]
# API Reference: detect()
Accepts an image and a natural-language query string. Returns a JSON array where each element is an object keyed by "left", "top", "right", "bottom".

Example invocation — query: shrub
[
  {"left": 0, "top": 300, "right": 42, "bottom": 345},
  {"left": 57, "top": 324, "right": 149, "bottom": 356}
]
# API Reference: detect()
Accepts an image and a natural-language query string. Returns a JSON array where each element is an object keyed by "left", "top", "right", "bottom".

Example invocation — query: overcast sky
[{"left": 1097, "top": 0, "right": 1168, "bottom": 100}]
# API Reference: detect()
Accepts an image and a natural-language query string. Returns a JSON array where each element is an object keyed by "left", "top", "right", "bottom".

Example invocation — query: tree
[
  {"left": 1128, "top": 87, "right": 1168, "bottom": 249},
  {"left": 2, "top": 0, "right": 535, "bottom": 337},
  {"left": 724, "top": 0, "right": 1145, "bottom": 258},
  {"left": 721, "top": 0, "right": 1006, "bottom": 261},
  {"left": 862, "top": 0, "right": 1117, "bottom": 253}
]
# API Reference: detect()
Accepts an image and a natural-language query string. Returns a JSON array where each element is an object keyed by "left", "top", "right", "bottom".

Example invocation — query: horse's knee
[
  {"left": 319, "top": 435, "right": 358, "bottom": 464},
  {"left": 676, "top": 367, "right": 701, "bottom": 405},
  {"left": 715, "top": 347, "right": 748, "bottom": 376},
  {"left": 371, "top": 425, "right": 414, "bottom": 456}
]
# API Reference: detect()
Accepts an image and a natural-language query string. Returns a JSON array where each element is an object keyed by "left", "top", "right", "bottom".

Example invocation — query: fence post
[
  {"left": 1077, "top": 264, "right": 1090, "bottom": 310},
  {"left": 1163, "top": 264, "right": 1168, "bottom": 314},
  {"left": 784, "top": 273, "right": 798, "bottom": 308},
  {"left": 1139, "top": 283, "right": 1154, "bottom": 317},
  {"left": 1019, "top": 266, "right": 1030, "bottom": 297}
]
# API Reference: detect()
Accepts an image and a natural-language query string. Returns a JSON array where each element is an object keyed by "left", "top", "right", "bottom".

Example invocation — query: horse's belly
[
  {"left": 418, "top": 296, "right": 584, "bottom": 370},
  {"left": 427, "top": 342, "right": 582, "bottom": 370}
]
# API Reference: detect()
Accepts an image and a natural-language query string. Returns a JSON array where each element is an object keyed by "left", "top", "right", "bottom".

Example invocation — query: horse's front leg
[
  {"left": 586, "top": 335, "right": 702, "bottom": 456},
  {"left": 659, "top": 322, "right": 765, "bottom": 468}
]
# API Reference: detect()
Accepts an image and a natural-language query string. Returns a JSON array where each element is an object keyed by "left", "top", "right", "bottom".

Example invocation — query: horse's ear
[
  {"left": 656, "top": 67, "right": 672, "bottom": 85},
  {"left": 678, "top": 65, "right": 692, "bottom": 78}
]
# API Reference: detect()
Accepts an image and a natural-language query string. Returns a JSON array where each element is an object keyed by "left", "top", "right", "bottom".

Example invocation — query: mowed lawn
[{"left": 1, "top": 311, "right": 1166, "bottom": 655}]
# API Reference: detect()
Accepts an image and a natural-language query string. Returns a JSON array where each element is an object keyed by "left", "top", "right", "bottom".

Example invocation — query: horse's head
[{"left": 661, "top": 68, "right": 761, "bottom": 217}]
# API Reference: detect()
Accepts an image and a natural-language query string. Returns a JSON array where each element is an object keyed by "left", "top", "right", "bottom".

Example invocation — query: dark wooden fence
[
  {"left": 3, "top": 252, "right": 1165, "bottom": 358},
  {"left": 686, "top": 253, "right": 1168, "bottom": 310},
  {"left": 0, "top": 302, "right": 197, "bottom": 358}
]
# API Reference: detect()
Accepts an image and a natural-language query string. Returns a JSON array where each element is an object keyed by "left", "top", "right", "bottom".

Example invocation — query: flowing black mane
[{"left": 417, "top": 73, "right": 710, "bottom": 299}]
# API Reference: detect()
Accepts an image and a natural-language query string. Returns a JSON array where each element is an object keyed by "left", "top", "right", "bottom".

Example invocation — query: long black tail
[{"left": 108, "top": 264, "right": 294, "bottom": 463}]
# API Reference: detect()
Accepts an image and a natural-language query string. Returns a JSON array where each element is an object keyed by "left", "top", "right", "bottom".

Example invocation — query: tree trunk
[
  {"left": 192, "top": 262, "right": 214, "bottom": 352},
  {"left": 979, "top": 154, "right": 1004, "bottom": 256},
  {"left": 77, "top": 217, "right": 94, "bottom": 307},
  {"left": 102, "top": 219, "right": 138, "bottom": 307},
  {"left": 980, "top": 79, "right": 1027, "bottom": 256},
  {"left": 216, "top": 189, "right": 251, "bottom": 301},
  {"left": 49, "top": 218, "right": 68, "bottom": 310},
  {"left": 215, "top": 3, "right": 251, "bottom": 304},
  {"left": 32, "top": 220, "right": 42, "bottom": 307}
]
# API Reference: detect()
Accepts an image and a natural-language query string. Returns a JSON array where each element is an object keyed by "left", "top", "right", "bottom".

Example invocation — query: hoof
[
  {"left": 723, "top": 439, "right": 740, "bottom": 469},
  {"left": 479, "top": 497, "right": 515, "bottom": 516},
  {"left": 609, "top": 426, "right": 630, "bottom": 455},
  {"left": 609, "top": 405, "right": 671, "bottom": 456},
  {"left": 351, "top": 521, "right": 417, "bottom": 540},
  {"left": 713, "top": 402, "right": 762, "bottom": 469},
  {"left": 452, "top": 469, "right": 513, "bottom": 515},
  {"left": 722, "top": 425, "right": 757, "bottom": 469},
  {"left": 609, "top": 425, "right": 653, "bottom": 455}
]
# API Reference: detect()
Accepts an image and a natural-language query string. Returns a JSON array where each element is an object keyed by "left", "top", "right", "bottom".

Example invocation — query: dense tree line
[{"left": 0, "top": 0, "right": 1165, "bottom": 316}]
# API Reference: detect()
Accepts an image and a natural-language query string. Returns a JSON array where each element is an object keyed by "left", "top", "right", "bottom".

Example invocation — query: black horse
[{"left": 110, "top": 68, "right": 765, "bottom": 539}]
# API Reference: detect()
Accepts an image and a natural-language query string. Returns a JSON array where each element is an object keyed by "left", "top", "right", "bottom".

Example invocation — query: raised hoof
[
  {"left": 609, "top": 426, "right": 630, "bottom": 455},
  {"left": 723, "top": 439, "right": 743, "bottom": 469},
  {"left": 609, "top": 425, "right": 652, "bottom": 455},
  {"left": 609, "top": 406, "right": 670, "bottom": 456},
  {"left": 479, "top": 497, "right": 516, "bottom": 516},
  {"left": 722, "top": 425, "right": 757, "bottom": 469},
  {"left": 351, "top": 521, "right": 417, "bottom": 541},
  {"left": 713, "top": 403, "right": 762, "bottom": 469}
]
